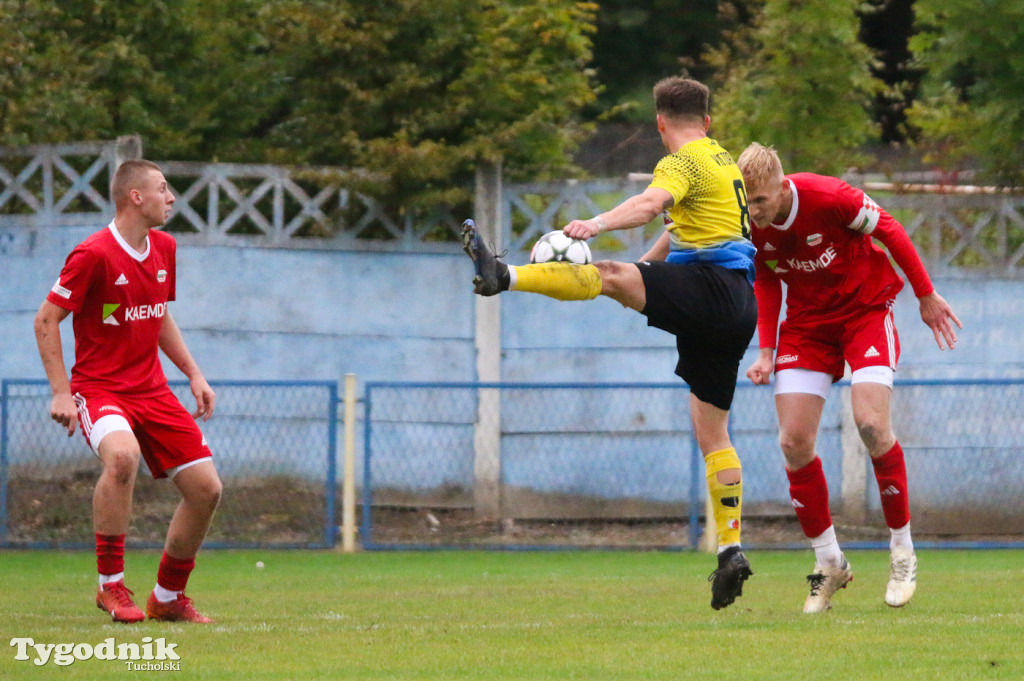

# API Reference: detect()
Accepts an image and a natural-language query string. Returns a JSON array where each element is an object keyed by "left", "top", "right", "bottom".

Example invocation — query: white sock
[
  {"left": 717, "top": 542, "right": 740, "bottom": 554},
  {"left": 152, "top": 584, "right": 180, "bottom": 603},
  {"left": 810, "top": 525, "right": 844, "bottom": 568},
  {"left": 507, "top": 265, "right": 518, "bottom": 290},
  {"left": 99, "top": 572, "right": 125, "bottom": 587},
  {"left": 890, "top": 522, "right": 914, "bottom": 554}
]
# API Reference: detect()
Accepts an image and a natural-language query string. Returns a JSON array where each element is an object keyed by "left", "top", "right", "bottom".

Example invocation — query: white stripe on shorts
[
  {"left": 884, "top": 299, "right": 896, "bottom": 368},
  {"left": 73, "top": 393, "right": 92, "bottom": 440}
]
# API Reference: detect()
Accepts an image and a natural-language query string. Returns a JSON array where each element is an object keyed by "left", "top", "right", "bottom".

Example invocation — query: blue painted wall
[{"left": 3, "top": 223, "right": 1023, "bottom": 386}]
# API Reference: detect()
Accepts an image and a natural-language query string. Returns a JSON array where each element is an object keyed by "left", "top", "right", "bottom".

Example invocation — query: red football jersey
[
  {"left": 753, "top": 173, "right": 933, "bottom": 348},
  {"left": 46, "top": 222, "right": 177, "bottom": 395}
]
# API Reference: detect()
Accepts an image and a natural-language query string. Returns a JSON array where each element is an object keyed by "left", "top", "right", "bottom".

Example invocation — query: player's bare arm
[
  {"left": 745, "top": 347, "right": 775, "bottom": 386},
  {"left": 640, "top": 231, "right": 671, "bottom": 262},
  {"left": 158, "top": 310, "right": 216, "bottom": 420},
  {"left": 918, "top": 291, "right": 963, "bottom": 351},
  {"left": 33, "top": 300, "right": 78, "bottom": 436},
  {"left": 563, "top": 187, "right": 673, "bottom": 240}
]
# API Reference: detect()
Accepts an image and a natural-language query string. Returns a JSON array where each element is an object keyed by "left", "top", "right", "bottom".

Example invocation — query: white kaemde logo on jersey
[
  {"left": 51, "top": 279, "right": 72, "bottom": 300},
  {"left": 776, "top": 354, "right": 799, "bottom": 364},
  {"left": 9, "top": 636, "right": 180, "bottom": 669},
  {"left": 125, "top": 303, "right": 167, "bottom": 322},
  {"left": 786, "top": 246, "right": 837, "bottom": 273},
  {"left": 102, "top": 303, "right": 167, "bottom": 325},
  {"left": 114, "top": 273, "right": 129, "bottom": 286}
]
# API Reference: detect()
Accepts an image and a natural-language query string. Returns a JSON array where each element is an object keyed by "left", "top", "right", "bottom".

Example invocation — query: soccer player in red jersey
[
  {"left": 737, "top": 143, "right": 962, "bottom": 613},
  {"left": 34, "top": 160, "right": 220, "bottom": 623}
]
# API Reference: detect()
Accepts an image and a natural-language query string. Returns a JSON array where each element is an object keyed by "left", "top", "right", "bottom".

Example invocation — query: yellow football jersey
[{"left": 648, "top": 137, "right": 751, "bottom": 250}]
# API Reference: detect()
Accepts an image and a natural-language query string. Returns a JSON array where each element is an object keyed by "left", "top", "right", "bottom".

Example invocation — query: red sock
[
  {"left": 96, "top": 533, "right": 125, "bottom": 577},
  {"left": 156, "top": 552, "right": 196, "bottom": 593},
  {"left": 787, "top": 456, "right": 833, "bottom": 539},
  {"left": 872, "top": 441, "right": 911, "bottom": 529}
]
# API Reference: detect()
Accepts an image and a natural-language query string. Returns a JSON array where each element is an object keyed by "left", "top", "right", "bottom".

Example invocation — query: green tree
[
  {"left": 908, "top": 1, "right": 1024, "bottom": 187},
  {"left": 256, "top": 0, "right": 598, "bottom": 207},
  {"left": 703, "top": 0, "right": 883, "bottom": 173},
  {"left": 0, "top": 0, "right": 200, "bottom": 151},
  {"left": 0, "top": 0, "right": 599, "bottom": 208}
]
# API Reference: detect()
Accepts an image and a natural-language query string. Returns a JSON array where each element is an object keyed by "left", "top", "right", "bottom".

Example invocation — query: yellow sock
[
  {"left": 509, "top": 263, "right": 601, "bottom": 301},
  {"left": 705, "top": 447, "right": 743, "bottom": 547}
]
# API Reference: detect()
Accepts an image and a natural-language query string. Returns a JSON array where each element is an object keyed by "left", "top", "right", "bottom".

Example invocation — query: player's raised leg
[
  {"left": 146, "top": 460, "right": 222, "bottom": 623},
  {"left": 461, "top": 219, "right": 602, "bottom": 300},
  {"left": 94, "top": 429, "right": 145, "bottom": 623}
]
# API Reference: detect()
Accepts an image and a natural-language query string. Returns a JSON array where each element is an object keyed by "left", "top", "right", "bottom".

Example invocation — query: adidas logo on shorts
[{"left": 864, "top": 346, "right": 880, "bottom": 358}]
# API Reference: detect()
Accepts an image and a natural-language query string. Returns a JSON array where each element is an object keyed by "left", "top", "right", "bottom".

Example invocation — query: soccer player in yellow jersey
[{"left": 462, "top": 77, "right": 757, "bottom": 610}]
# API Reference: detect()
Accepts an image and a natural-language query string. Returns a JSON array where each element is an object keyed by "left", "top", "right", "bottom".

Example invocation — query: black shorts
[{"left": 638, "top": 261, "right": 757, "bottom": 411}]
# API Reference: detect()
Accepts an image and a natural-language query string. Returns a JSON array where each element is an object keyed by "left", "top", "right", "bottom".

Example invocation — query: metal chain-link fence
[
  {"left": 1, "top": 380, "right": 339, "bottom": 548},
  {"left": 362, "top": 380, "right": 1024, "bottom": 550}
]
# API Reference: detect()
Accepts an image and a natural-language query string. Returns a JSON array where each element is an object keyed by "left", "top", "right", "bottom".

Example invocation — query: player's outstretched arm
[
  {"left": 918, "top": 291, "right": 963, "bottom": 351},
  {"left": 33, "top": 300, "right": 77, "bottom": 436},
  {"left": 563, "top": 187, "right": 673, "bottom": 240},
  {"left": 159, "top": 310, "right": 216, "bottom": 420},
  {"left": 745, "top": 347, "right": 775, "bottom": 385}
]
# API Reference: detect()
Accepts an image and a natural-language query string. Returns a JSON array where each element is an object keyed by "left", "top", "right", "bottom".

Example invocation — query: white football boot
[
  {"left": 803, "top": 557, "right": 854, "bottom": 614},
  {"left": 885, "top": 548, "right": 917, "bottom": 607}
]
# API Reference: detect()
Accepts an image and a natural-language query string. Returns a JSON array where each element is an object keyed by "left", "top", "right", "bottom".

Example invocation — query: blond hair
[
  {"left": 736, "top": 142, "right": 784, "bottom": 190},
  {"left": 110, "top": 159, "right": 163, "bottom": 207}
]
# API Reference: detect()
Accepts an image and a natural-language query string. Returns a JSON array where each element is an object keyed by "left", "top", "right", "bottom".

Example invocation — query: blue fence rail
[
  {"left": 0, "top": 379, "right": 339, "bottom": 549},
  {"left": 361, "top": 379, "right": 1024, "bottom": 551}
]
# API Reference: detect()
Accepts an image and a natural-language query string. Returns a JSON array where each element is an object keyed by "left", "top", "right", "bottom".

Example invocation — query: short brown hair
[
  {"left": 653, "top": 77, "right": 709, "bottom": 122},
  {"left": 110, "top": 159, "right": 163, "bottom": 206},
  {"left": 737, "top": 142, "right": 784, "bottom": 190}
]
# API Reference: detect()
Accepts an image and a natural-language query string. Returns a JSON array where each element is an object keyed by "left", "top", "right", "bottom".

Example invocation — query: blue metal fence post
[
  {"left": 325, "top": 382, "right": 340, "bottom": 548},
  {"left": 361, "top": 383, "right": 374, "bottom": 548}
]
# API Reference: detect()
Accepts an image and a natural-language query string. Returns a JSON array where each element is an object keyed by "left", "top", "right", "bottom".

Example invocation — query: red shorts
[
  {"left": 774, "top": 302, "right": 900, "bottom": 382},
  {"left": 74, "top": 387, "right": 212, "bottom": 479}
]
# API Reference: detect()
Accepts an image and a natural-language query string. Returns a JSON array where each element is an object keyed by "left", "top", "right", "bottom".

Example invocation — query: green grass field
[{"left": 1, "top": 549, "right": 1022, "bottom": 680}]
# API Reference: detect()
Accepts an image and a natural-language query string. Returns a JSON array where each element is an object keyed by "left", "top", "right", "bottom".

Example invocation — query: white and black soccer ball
[{"left": 529, "top": 230, "right": 592, "bottom": 264}]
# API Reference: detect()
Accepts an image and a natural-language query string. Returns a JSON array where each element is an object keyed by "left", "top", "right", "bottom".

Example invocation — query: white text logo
[
  {"left": 10, "top": 637, "right": 179, "bottom": 667},
  {"left": 51, "top": 279, "right": 72, "bottom": 300},
  {"left": 124, "top": 303, "right": 167, "bottom": 322},
  {"left": 786, "top": 246, "right": 837, "bottom": 273}
]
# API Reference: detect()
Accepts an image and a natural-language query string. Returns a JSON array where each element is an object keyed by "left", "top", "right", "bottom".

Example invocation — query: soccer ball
[{"left": 529, "top": 231, "right": 592, "bottom": 264}]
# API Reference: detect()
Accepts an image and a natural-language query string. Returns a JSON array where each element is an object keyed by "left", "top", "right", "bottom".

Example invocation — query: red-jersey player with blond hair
[
  {"left": 34, "top": 159, "right": 221, "bottom": 623},
  {"left": 738, "top": 143, "right": 962, "bottom": 614}
]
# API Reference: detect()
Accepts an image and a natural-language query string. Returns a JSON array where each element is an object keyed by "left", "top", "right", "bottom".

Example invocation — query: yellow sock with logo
[
  {"left": 509, "top": 263, "right": 601, "bottom": 301},
  {"left": 705, "top": 447, "right": 743, "bottom": 547}
]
